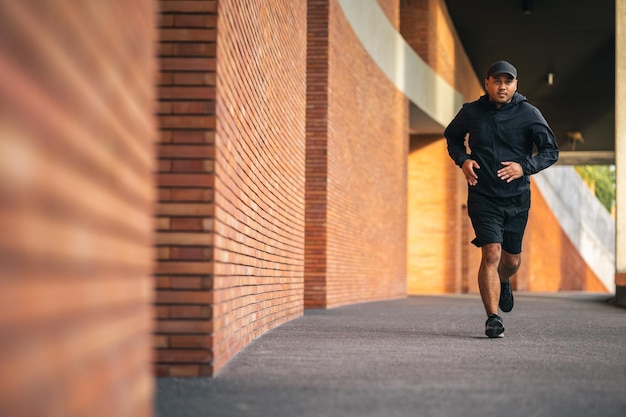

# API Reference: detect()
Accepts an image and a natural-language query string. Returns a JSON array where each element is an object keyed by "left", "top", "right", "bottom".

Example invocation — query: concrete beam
[{"left": 556, "top": 151, "right": 616, "bottom": 166}]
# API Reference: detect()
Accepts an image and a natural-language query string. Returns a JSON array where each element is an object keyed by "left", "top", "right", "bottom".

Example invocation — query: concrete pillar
[{"left": 616, "top": 0, "right": 626, "bottom": 306}]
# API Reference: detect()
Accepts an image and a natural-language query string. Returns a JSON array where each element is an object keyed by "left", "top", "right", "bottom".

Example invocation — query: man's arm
[
  {"left": 520, "top": 121, "right": 559, "bottom": 176},
  {"left": 445, "top": 107, "right": 482, "bottom": 186},
  {"left": 444, "top": 107, "right": 471, "bottom": 168}
]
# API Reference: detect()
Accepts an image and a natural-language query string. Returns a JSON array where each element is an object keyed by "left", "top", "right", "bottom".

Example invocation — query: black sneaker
[
  {"left": 499, "top": 279, "right": 514, "bottom": 312},
  {"left": 485, "top": 314, "right": 504, "bottom": 338}
]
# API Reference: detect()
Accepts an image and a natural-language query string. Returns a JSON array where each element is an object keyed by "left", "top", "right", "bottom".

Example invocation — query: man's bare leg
[
  {"left": 497, "top": 250, "right": 520, "bottom": 313},
  {"left": 499, "top": 251, "right": 521, "bottom": 282},
  {"left": 477, "top": 243, "right": 502, "bottom": 316}
]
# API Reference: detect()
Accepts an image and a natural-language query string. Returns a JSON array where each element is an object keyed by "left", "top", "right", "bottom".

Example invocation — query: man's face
[{"left": 485, "top": 74, "right": 517, "bottom": 107}]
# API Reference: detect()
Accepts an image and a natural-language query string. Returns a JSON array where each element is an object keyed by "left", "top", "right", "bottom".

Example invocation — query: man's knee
[
  {"left": 499, "top": 253, "right": 521, "bottom": 275},
  {"left": 481, "top": 244, "right": 501, "bottom": 265}
]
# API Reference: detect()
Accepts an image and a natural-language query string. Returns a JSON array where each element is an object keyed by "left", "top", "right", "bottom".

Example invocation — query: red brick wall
[
  {"left": 321, "top": 0, "right": 408, "bottom": 307},
  {"left": 0, "top": 1, "right": 156, "bottom": 416},
  {"left": 156, "top": 0, "right": 307, "bottom": 376},
  {"left": 155, "top": 0, "right": 218, "bottom": 378},
  {"left": 400, "top": 0, "right": 483, "bottom": 102},
  {"left": 213, "top": 0, "right": 306, "bottom": 373},
  {"left": 305, "top": 0, "right": 330, "bottom": 307}
]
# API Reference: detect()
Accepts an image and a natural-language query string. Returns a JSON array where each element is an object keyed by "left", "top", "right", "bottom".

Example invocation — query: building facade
[{"left": 0, "top": 0, "right": 621, "bottom": 416}]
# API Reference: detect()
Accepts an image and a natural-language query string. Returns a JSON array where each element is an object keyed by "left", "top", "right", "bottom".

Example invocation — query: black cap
[{"left": 486, "top": 60, "right": 517, "bottom": 79}]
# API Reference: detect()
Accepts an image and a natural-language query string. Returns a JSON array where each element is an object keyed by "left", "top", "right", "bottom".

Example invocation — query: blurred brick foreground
[
  {"left": 0, "top": 1, "right": 157, "bottom": 416},
  {"left": 0, "top": 1, "right": 612, "bottom": 416}
]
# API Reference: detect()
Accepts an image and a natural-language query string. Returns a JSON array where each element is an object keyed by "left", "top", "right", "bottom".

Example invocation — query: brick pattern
[
  {"left": 320, "top": 0, "right": 408, "bottom": 307},
  {"left": 212, "top": 0, "right": 307, "bottom": 374},
  {"left": 156, "top": 0, "right": 307, "bottom": 376},
  {"left": 155, "top": 0, "right": 218, "bottom": 378},
  {"left": 0, "top": 1, "right": 156, "bottom": 416},
  {"left": 305, "top": 0, "right": 331, "bottom": 308},
  {"left": 305, "top": 0, "right": 408, "bottom": 308},
  {"left": 400, "top": 0, "right": 483, "bottom": 102}
]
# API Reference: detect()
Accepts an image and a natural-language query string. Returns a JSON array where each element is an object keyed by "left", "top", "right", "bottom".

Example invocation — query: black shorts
[{"left": 467, "top": 191, "right": 530, "bottom": 254}]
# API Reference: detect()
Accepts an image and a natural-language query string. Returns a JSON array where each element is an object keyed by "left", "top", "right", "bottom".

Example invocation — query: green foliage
[{"left": 574, "top": 165, "right": 615, "bottom": 213}]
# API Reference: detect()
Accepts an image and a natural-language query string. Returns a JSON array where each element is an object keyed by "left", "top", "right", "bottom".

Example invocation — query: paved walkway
[{"left": 155, "top": 293, "right": 626, "bottom": 417}]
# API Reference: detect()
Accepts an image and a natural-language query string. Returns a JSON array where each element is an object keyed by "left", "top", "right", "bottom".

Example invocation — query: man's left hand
[{"left": 497, "top": 161, "right": 523, "bottom": 183}]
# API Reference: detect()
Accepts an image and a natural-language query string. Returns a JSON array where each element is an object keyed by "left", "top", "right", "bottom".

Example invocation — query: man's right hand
[{"left": 462, "top": 159, "right": 480, "bottom": 186}]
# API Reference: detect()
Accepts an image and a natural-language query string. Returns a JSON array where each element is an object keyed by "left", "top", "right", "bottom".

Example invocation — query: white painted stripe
[{"left": 337, "top": 0, "right": 464, "bottom": 128}]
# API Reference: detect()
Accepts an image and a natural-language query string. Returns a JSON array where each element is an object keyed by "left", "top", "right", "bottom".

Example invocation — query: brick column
[
  {"left": 156, "top": 0, "right": 307, "bottom": 376},
  {"left": 155, "top": 0, "right": 218, "bottom": 377},
  {"left": 305, "top": 0, "right": 330, "bottom": 308}
]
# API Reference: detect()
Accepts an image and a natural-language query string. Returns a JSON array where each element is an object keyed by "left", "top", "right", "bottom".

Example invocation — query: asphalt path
[{"left": 156, "top": 293, "right": 626, "bottom": 417}]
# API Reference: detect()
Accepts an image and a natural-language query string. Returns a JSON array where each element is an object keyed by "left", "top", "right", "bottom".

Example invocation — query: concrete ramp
[{"left": 534, "top": 166, "right": 615, "bottom": 292}]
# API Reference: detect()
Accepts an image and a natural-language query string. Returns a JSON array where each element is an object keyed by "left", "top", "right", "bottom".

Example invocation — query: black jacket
[{"left": 445, "top": 92, "right": 559, "bottom": 198}]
